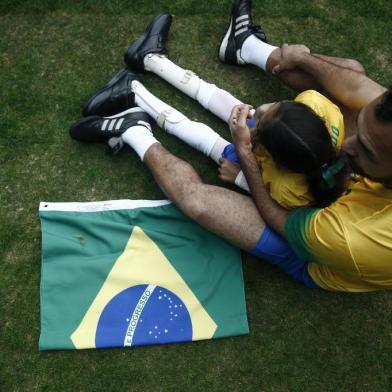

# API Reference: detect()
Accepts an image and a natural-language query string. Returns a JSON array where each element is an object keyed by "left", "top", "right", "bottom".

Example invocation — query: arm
[
  {"left": 273, "top": 44, "right": 386, "bottom": 111},
  {"left": 229, "top": 105, "right": 289, "bottom": 236}
]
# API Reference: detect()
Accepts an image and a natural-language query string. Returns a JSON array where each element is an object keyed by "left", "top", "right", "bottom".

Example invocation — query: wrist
[
  {"left": 297, "top": 52, "right": 319, "bottom": 71},
  {"left": 296, "top": 51, "right": 312, "bottom": 66},
  {"left": 235, "top": 142, "right": 253, "bottom": 156}
]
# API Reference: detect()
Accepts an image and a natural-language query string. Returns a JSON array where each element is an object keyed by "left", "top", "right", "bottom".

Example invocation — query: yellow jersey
[
  {"left": 285, "top": 177, "right": 392, "bottom": 292},
  {"left": 254, "top": 90, "right": 345, "bottom": 209}
]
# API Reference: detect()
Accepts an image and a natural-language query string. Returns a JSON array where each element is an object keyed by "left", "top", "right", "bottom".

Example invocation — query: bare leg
[
  {"left": 266, "top": 48, "right": 366, "bottom": 91},
  {"left": 143, "top": 143, "right": 265, "bottom": 250}
]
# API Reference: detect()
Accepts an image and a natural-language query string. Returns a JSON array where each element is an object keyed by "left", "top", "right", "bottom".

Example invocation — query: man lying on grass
[{"left": 70, "top": 1, "right": 392, "bottom": 292}]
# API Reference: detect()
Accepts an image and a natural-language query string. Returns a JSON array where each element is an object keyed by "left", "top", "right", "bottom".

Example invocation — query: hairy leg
[
  {"left": 125, "top": 141, "right": 318, "bottom": 287},
  {"left": 143, "top": 143, "right": 265, "bottom": 249},
  {"left": 266, "top": 48, "right": 366, "bottom": 91},
  {"left": 314, "top": 54, "right": 366, "bottom": 74}
]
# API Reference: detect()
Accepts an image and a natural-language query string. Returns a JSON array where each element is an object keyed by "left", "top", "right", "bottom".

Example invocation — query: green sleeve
[{"left": 284, "top": 207, "right": 320, "bottom": 261}]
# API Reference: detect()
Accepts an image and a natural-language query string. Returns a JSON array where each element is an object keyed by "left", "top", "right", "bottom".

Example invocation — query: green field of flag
[{"left": 39, "top": 200, "right": 249, "bottom": 350}]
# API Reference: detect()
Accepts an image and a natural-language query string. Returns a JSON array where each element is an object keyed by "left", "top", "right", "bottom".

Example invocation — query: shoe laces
[
  {"left": 249, "top": 23, "right": 266, "bottom": 40},
  {"left": 249, "top": 23, "right": 262, "bottom": 34}
]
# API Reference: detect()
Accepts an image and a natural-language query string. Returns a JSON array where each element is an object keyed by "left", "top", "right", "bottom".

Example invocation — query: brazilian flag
[{"left": 39, "top": 200, "right": 249, "bottom": 350}]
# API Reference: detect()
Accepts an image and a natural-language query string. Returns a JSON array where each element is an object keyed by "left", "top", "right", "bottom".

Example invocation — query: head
[
  {"left": 342, "top": 87, "right": 392, "bottom": 186},
  {"left": 252, "top": 101, "right": 349, "bottom": 207}
]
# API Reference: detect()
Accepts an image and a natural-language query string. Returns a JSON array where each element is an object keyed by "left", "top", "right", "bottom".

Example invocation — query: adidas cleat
[
  {"left": 70, "top": 107, "right": 152, "bottom": 145},
  {"left": 219, "top": 0, "right": 267, "bottom": 65}
]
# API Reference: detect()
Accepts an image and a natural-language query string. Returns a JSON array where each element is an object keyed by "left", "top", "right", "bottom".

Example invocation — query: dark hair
[
  {"left": 254, "top": 101, "right": 349, "bottom": 207},
  {"left": 375, "top": 86, "right": 392, "bottom": 122}
]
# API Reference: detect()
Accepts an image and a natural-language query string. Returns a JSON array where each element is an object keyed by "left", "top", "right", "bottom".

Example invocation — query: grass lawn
[{"left": 1, "top": 0, "right": 392, "bottom": 390}]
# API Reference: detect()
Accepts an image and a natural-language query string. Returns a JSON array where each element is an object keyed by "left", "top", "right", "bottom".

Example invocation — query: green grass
[{"left": 1, "top": 1, "right": 392, "bottom": 391}]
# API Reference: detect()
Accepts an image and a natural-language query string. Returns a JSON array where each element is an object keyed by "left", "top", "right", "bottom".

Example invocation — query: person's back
[
  {"left": 283, "top": 89, "right": 392, "bottom": 291},
  {"left": 285, "top": 176, "right": 392, "bottom": 291}
]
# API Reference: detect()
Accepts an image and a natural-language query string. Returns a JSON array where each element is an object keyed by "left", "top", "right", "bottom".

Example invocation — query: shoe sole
[{"left": 219, "top": 18, "right": 233, "bottom": 62}]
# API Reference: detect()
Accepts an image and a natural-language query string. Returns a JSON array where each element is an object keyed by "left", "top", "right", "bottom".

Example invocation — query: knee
[
  {"left": 346, "top": 59, "right": 366, "bottom": 75},
  {"left": 177, "top": 185, "right": 208, "bottom": 222},
  {"left": 265, "top": 47, "right": 281, "bottom": 72},
  {"left": 165, "top": 168, "right": 203, "bottom": 207},
  {"left": 182, "top": 199, "right": 206, "bottom": 222}
]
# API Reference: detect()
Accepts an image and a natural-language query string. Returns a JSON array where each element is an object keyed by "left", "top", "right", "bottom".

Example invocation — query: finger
[
  {"left": 272, "top": 65, "right": 280, "bottom": 75},
  {"left": 229, "top": 105, "right": 242, "bottom": 121},
  {"left": 237, "top": 106, "right": 251, "bottom": 127},
  {"left": 238, "top": 103, "right": 252, "bottom": 110},
  {"left": 233, "top": 104, "right": 249, "bottom": 114},
  {"left": 230, "top": 105, "right": 252, "bottom": 129}
]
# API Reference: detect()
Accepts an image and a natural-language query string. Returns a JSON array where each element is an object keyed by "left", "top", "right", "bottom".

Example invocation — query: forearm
[
  {"left": 236, "top": 145, "right": 288, "bottom": 236},
  {"left": 297, "top": 53, "right": 385, "bottom": 110}
]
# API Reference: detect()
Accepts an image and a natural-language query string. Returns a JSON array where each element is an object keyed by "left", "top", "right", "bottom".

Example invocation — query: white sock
[
  {"left": 132, "top": 80, "right": 174, "bottom": 123},
  {"left": 234, "top": 171, "right": 250, "bottom": 193},
  {"left": 121, "top": 125, "right": 159, "bottom": 161},
  {"left": 165, "top": 120, "right": 229, "bottom": 161},
  {"left": 132, "top": 80, "right": 229, "bottom": 161},
  {"left": 144, "top": 54, "right": 202, "bottom": 99},
  {"left": 144, "top": 54, "right": 243, "bottom": 124},
  {"left": 198, "top": 83, "right": 243, "bottom": 123},
  {"left": 209, "top": 137, "right": 230, "bottom": 164},
  {"left": 240, "top": 35, "right": 278, "bottom": 71}
]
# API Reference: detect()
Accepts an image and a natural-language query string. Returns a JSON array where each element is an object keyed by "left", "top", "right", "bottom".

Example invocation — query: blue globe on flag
[{"left": 96, "top": 284, "right": 192, "bottom": 348}]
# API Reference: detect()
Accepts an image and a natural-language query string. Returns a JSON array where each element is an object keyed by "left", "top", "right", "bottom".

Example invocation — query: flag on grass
[{"left": 39, "top": 200, "right": 249, "bottom": 350}]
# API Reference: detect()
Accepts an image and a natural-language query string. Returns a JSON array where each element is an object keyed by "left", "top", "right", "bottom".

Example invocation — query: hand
[
  {"left": 229, "top": 104, "right": 253, "bottom": 147},
  {"left": 218, "top": 158, "right": 241, "bottom": 183},
  {"left": 272, "top": 43, "right": 310, "bottom": 75}
]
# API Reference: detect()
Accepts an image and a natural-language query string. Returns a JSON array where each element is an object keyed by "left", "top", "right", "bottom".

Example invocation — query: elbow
[{"left": 345, "top": 59, "right": 366, "bottom": 76}]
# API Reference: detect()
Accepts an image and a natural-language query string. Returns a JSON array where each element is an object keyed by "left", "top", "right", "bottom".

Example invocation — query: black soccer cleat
[
  {"left": 82, "top": 68, "right": 141, "bottom": 117},
  {"left": 70, "top": 107, "right": 152, "bottom": 147},
  {"left": 219, "top": 0, "right": 267, "bottom": 65},
  {"left": 124, "top": 12, "right": 172, "bottom": 72}
]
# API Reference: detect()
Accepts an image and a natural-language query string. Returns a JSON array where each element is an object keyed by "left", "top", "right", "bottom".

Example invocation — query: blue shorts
[
  {"left": 222, "top": 143, "right": 240, "bottom": 163},
  {"left": 249, "top": 226, "right": 319, "bottom": 288}
]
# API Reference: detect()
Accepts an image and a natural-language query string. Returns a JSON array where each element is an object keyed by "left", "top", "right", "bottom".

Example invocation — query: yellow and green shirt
[
  {"left": 285, "top": 177, "right": 392, "bottom": 292},
  {"left": 254, "top": 90, "right": 392, "bottom": 292},
  {"left": 254, "top": 90, "right": 345, "bottom": 209}
]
